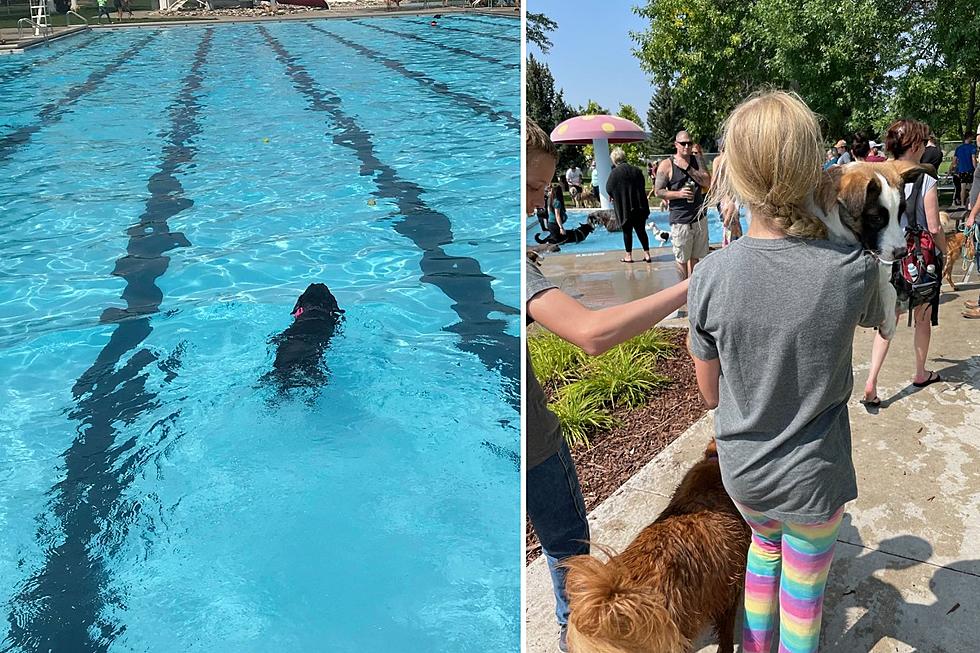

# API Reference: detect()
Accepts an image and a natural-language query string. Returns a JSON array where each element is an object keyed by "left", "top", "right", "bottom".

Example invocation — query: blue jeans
[{"left": 527, "top": 441, "right": 590, "bottom": 625}]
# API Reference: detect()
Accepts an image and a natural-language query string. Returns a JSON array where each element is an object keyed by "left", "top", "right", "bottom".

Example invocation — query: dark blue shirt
[{"left": 954, "top": 143, "right": 976, "bottom": 174}]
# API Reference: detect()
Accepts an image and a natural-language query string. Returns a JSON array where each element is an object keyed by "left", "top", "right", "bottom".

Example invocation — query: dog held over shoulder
[
  {"left": 809, "top": 160, "right": 933, "bottom": 340},
  {"left": 563, "top": 439, "right": 750, "bottom": 653},
  {"left": 262, "top": 283, "right": 344, "bottom": 397}
]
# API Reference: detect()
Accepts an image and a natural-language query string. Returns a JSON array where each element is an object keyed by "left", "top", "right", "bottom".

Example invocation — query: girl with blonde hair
[{"left": 688, "top": 91, "right": 883, "bottom": 653}]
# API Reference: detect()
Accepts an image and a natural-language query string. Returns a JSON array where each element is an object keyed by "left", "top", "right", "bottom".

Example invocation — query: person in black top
[
  {"left": 605, "top": 147, "right": 652, "bottom": 263},
  {"left": 654, "top": 131, "right": 711, "bottom": 279},
  {"left": 921, "top": 133, "right": 943, "bottom": 173}
]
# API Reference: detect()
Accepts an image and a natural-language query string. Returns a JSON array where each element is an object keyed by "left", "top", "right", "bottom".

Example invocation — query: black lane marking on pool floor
[
  {"left": 349, "top": 20, "right": 518, "bottom": 70},
  {"left": 450, "top": 14, "right": 520, "bottom": 30},
  {"left": 307, "top": 23, "right": 519, "bottom": 132},
  {"left": 259, "top": 26, "right": 519, "bottom": 407},
  {"left": 2, "top": 30, "right": 213, "bottom": 653},
  {"left": 0, "top": 31, "right": 108, "bottom": 86},
  {"left": 0, "top": 33, "right": 154, "bottom": 166},
  {"left": 416, "top": 19, "right": 520, "bottom": 43}
]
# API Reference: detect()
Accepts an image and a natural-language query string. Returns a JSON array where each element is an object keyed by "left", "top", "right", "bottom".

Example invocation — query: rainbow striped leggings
[{"left": 735, "top": 502, "right": 845, "bottom": 653}]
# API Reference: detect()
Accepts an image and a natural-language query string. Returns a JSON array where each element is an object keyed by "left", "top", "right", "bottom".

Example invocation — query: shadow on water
[{"left": 2, "top": 30, "right": 214, "bottom": 653}]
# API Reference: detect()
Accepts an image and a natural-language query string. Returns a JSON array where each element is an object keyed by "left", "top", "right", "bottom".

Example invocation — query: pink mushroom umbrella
[{"left": 550, "top": 115, "right": 648, "bottom": 210}]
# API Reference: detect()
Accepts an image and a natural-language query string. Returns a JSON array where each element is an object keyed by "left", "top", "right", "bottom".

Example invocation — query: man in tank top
[{"left": 654, "top": 130, "right": 711, "bottom": 279}]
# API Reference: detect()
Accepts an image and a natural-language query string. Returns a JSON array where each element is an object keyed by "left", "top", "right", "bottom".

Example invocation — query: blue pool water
[
  {"left": 0, "top": 14, "right": 519, "bottom": 653},
  {"left": 527, "top": 207, "right": 748, "bottom": 254}
]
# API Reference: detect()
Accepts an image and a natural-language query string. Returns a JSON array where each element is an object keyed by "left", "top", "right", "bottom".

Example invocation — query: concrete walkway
[{"left": 527, "top": 248, "right": 980, "bottom": 652}]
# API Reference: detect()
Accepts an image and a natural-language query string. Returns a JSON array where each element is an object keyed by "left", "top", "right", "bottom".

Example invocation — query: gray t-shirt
[
  {"left": 525, "top": 260, "right": 564, "bottom": 470},
  {"left": 688, "top": 237, "right": 884, "bottom": 522}
]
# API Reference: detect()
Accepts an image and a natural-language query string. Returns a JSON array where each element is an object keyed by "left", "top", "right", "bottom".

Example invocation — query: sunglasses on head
[{"left": 676, "top": 141, "right": 693, "bottom": 146}]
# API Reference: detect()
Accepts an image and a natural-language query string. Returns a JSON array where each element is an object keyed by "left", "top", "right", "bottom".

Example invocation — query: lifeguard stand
[{"left": 29, "top": 0, "right": 49, "bottom": 35}]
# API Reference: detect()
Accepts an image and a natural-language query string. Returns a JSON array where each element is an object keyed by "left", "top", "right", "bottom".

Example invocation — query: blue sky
[{"left": 528, "top": 0, "right": 655, "bottom": 123}]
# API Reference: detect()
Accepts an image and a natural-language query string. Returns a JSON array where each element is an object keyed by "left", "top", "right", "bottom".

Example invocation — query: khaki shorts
[{"left": 671, "top": 219, "right": 709, "bottom": 262}]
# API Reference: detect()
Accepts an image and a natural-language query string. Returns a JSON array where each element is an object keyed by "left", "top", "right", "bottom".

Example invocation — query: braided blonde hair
[{"left": 708, "top": 91, "right": 827, "bottom": 239}]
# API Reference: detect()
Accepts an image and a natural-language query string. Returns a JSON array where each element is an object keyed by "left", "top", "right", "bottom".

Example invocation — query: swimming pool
[
  {"left": 0, "top": 14, "right": 519, "bottom": 653},
  {"left": 526, "top": 207, "right": 748, "bottom": 254}
]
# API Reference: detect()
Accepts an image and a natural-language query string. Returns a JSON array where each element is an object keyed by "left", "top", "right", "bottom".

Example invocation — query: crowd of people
[{"left": 527, "top": 91, "right": 974, "bottom": 652}]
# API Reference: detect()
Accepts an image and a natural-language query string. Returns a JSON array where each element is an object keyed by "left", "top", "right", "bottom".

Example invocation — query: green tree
[
  {"left": 631, "top": 0, "right": 943, "bottom": 140},
  {"left": 932, "top": 0, "right": 980, "bottom": 134},
  {"left": 527, "top": 12, "right": 558, "bottom": 54},
  {"left": 647, "top": 85, "right": 686, "bottom": 154},
  {"left": 526, "top": 53, "right": 581, "bottom": 172},
  {"left": 616, "top": 103, "right": 653, "bottom": 165}
]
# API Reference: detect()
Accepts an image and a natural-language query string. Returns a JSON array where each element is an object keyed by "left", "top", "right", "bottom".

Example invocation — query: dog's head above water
[
  {"left": 816, "top": 161, "right": 933, "bottom": 262},
  {"left": 291, "top": 283, "right": 343, "bottom": 319}
]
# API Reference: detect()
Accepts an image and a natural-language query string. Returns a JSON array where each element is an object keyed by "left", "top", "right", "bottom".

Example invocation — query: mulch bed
[{"left": 526, "top": 327, "right": 708, "bottom": 564}]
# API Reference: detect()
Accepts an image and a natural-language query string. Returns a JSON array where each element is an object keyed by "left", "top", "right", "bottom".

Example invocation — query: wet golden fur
[{"left": 563, "top": 440, "right": 750, "bottom": 653}]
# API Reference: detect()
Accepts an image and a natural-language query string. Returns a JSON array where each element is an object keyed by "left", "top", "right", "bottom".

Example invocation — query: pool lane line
[
  {"left": 449, "top": 14, "right": 520, "bottom": 30},
  {"left": 306, "top": 23, "right": 519, "bottom": 132},
  {"left": 0, "top": 31, "right": 108, "bottom": 86},
  {"left": 2, "top": 30, "right": 214, "bottom": 653},
  {"left": 413, "top": 19, "right": 520, "bottom": 44},
  {"left": 348, "top": 20, "right": 518, "bottom": 70},
  {"left": 259, "top": 26, "right": 520, "bottom": 405},
  {"left": 0, "top": 33, "right": 155, "bottom": 166}
]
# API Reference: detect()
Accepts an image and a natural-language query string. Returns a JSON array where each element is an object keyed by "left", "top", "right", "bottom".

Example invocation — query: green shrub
[
  {"left": 626, "top": 328, "right": 677, "bottom": 359},
  {"left": 528, "top": 331, "right": 584, "bottom": 388},
  {"left": 577, "top": 347, "right": 668, "bottom": 409},
  {"left": 551, "top": 383, "right": 618, "bottom": 447}
]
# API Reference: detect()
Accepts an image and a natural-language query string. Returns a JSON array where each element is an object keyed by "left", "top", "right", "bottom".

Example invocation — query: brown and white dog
[
  {"left": 563, "top": 440, "right": 750, "bottom": 653},
  {"left": 809, "top": 161, "right": 932, "bottom": 340},
  {"left": 939, "top": 211, "right": 976, "bottom": 290}
]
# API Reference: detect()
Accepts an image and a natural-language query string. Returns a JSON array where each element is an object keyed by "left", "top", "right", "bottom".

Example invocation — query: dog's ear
[
  {"left": 838, "top": 172, "right": 882, "bottom": 222},
  {"left": 814, "top": 166, "right": 844, "bottom": 214}
]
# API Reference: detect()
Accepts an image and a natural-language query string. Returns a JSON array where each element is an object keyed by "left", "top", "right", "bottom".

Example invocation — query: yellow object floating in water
[
  {"left": 262, "top": 137, "right": 270, "bottom": 143},
  {"left": 367, "top": 199, "right": 377, "bottom": 206}
]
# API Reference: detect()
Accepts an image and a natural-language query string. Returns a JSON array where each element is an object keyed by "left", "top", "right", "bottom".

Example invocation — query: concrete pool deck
[
  {"left": 527, "top": 248, "right": 980, "bottom": 652},
  {"left": 1, "top": 3, "right": 516, "bottom": 52}
]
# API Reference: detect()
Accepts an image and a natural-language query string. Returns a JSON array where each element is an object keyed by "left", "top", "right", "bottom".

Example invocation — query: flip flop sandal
[
  {"left": 620, "top": 259, "right": 637, "bottom": 264},
  {"left": 912, "top": 371, "right": 941, "bottom": 388}
]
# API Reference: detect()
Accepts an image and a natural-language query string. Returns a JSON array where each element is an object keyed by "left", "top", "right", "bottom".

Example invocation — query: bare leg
[
  {"left": 912, "top": 304, "right": 933, "bottom": 383},
  {"left": 675, "top": 259, "right": 688, "bottom": 279},
  {"left": 864, "top": 310, "right": 900, "bottom": 400}
]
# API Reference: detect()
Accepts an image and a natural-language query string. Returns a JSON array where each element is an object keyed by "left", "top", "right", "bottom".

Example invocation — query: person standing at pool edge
[
  {"left": 605, "top": 147, "right": 652, "bottom": 263},
  {"left": 655, "top": 130, "right": 710, "bottom": 279},
  {"left": 96, "top": 0, "right": 112, "bottom": 24},
  {"left": 525, "top": 119, "right": 689, "bottom": 653}
]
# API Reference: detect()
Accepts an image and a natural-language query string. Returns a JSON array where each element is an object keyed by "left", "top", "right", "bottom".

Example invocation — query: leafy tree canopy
[{"left": 631, "top": 0, "right": 979, "bottom": 143}]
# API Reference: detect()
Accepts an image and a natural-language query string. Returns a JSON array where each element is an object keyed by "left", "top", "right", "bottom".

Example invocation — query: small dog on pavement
[{"left": 563, "top": 440, "right": 750, "bottom": 653}]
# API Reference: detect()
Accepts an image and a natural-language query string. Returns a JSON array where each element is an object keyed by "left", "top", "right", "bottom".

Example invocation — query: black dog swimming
[
  {"left": 535, "top": 222, "right": 594, "bottom": 245},
  {"left": 262, "top": 283, "right": 344, "bottom": 397}
]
